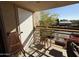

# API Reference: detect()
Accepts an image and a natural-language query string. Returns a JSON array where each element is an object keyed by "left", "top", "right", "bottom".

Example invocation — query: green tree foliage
[
  {"left": 40, "top": 11, "right": 59, "bottom": 27},
  {"left": 39, "top": 11, "right": 59, "bottom": 38}
]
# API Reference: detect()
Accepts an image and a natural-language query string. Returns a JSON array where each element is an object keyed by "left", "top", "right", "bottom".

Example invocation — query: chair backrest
[
  {"left": 8, "top": 32, "right": 23, "bottom": 56},
  {"left": 40, "top": 28, "right": 53, "bottom": 37}
]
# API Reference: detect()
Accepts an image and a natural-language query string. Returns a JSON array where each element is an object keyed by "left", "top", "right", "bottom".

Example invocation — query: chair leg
[
  {"left": 50, "top": 39, "right": 51, "bottom": 47},
  {"left": 22, "top": 49, "right": 26, "bottom": 57}
]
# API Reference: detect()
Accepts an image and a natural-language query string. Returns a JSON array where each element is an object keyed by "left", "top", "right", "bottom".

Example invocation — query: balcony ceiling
[{"left": 12, "top": 1, "right": 78, "bottom": 12}]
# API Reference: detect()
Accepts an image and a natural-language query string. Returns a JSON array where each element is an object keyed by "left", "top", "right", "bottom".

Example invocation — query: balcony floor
[{"left": 18, "top": 40, "right": 67, "bottom": 57}]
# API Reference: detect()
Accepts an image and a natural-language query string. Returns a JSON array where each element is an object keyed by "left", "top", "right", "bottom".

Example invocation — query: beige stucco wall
[
  {"left": 0, "top": 2, "right": 17, "bottom": 33},
  {"left": 0, "top": 2, "right": 41, "bottom": 33},
  {"left": 0, "top": 2, "right": 41, "bottom": 36},
  {"left": 18, "top": 8, "right": 33, "bottom": 44},
  {"left": 33, "top": 11, "right": 41, "bottom": 28}
]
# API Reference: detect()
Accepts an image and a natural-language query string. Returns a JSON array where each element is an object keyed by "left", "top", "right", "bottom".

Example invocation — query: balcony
[{"left": 0, "top": 1, "right": 79, "bottom": 57}]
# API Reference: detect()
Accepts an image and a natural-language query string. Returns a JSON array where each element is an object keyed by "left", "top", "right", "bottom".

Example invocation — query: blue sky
[{"left": 48, "top": 3, "right": 79, "bottom": 20}]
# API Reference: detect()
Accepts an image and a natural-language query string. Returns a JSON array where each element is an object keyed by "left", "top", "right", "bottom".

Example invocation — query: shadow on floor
[{"left": 49, "top": 49, "right": 65, "bottom": 57}]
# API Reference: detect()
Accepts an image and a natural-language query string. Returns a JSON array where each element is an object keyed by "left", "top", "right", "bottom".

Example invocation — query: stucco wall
[
  {"left": 0, "top": 2, "right": 17, "bottom": 33},
  {"left": 18, "top": 8, "right": 33, "bottom": 46},
  {"left": 33, "top": 11, "right": 41, "bottom": 28}
]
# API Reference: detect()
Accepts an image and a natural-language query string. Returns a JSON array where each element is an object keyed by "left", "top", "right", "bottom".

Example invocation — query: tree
[
  {"left": 39, "top": 11, "right": 59, "bottom": 40},
  {"left": 40, "top": 11, "right": 59, "bottom": 27}
]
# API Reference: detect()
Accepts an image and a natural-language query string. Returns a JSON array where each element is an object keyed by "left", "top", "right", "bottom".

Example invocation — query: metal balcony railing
[{"left": 27, "top": 26, "right": 79, "bottom": 57}]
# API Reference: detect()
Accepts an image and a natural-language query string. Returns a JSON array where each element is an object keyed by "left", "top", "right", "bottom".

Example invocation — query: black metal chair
[{"left": 30, "top": 27, "right": 55, "bottom": 56}]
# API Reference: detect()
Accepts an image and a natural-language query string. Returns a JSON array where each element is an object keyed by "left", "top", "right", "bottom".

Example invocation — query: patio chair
[
  {"left": 7, "top": 32, "right": 26, "bottom": 57},
  {"left": 40, "top": 27, "right": 54, "bottom": 48},
  {"left": 33, "top": 26, "right": 54, "bottom": 50},
  {"left": 28, "top": 26, "right": 55, "bottom": 57}
]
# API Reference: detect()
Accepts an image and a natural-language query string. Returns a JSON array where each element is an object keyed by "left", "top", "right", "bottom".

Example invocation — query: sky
[{"left": 47, "top": 3, "right": 79, "bottom": 20}]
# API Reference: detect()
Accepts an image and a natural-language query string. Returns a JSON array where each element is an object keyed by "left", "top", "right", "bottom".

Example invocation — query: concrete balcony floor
[{"left": 18, "top": 39, "right": 67, "bottom": 57}]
